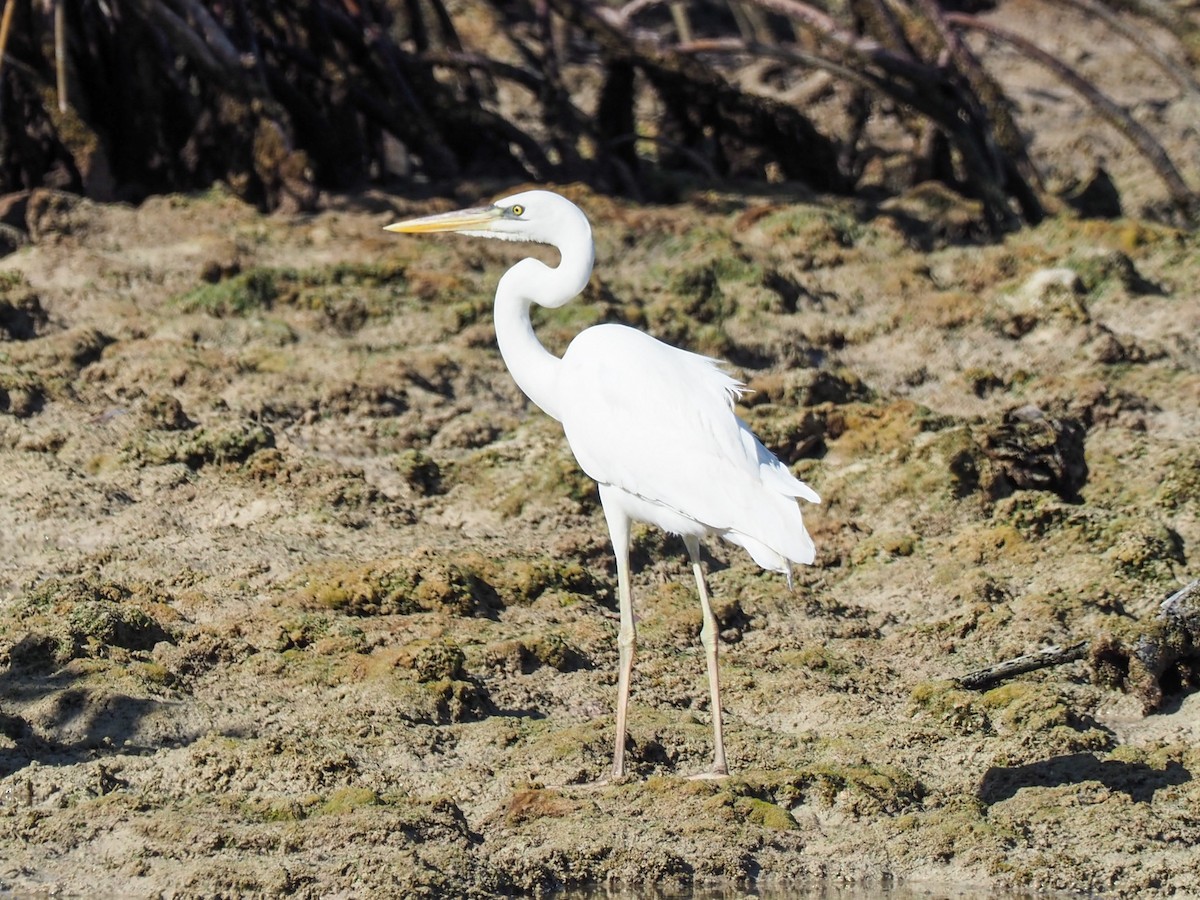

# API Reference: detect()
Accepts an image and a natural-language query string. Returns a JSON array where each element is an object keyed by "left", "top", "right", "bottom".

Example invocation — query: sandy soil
[{"left": 2, "top": 3, "right": 1200, "bottom": 897}]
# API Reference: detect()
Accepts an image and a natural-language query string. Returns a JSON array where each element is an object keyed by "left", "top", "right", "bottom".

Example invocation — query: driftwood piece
[
  {"left": 962, "top": 580, "right": 1200, "bottom": 708},
  {"left": 956, "top": 642, "right": 1090, "bottom": 691}
]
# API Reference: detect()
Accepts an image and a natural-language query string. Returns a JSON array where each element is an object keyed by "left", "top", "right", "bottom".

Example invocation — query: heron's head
[{"left": 384, "top": 189, "right": 590, "bottom": 247}]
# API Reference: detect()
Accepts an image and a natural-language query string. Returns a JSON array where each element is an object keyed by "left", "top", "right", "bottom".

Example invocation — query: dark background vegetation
[{"left": 1, "top": 0, "right": 1197, "bottom": 227}]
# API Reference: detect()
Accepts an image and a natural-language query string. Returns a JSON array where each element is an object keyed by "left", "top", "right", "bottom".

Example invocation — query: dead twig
[{"left": 955, "top": 642, "right": 1090, "bottom": 691}]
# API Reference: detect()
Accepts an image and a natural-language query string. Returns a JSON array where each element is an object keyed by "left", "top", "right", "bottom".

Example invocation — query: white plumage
[
  {"left": 386, "top": 189, "right": 820, "bottom": 779},
  {"left": 560, "top": 324, "right": 818, "bottom": 579}
]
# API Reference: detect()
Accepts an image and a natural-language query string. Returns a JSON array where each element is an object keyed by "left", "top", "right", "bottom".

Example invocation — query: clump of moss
[
  {"left": 296, "top": 547, "right": 605, "bottom": 619},
  {"left": 976, "top": 682, "right": 1071, "bottom": 734},
  {"left": 175, "top": 262, "right": 407, "bottom": 326},
  {"left": 736, "top": 796, "right": 799, "bottom": 831},
  {"left": 18, "top": 574, "right": 176, "bottom": 660},
  {"left": 849, "top": 530, "right": 917, "bottom": 565},
  {"left": 910, "top": 680, "right": 991, "bottom": 734},
  {"left": 294, "top": 549, "right": 500, "bottom": 618},
  {"left": 1067, "top": 248, "right": 1156, "bottom": 295},
  {"left": 483, "top": 633, "right": 586, "bottom": 673},
  {"left": 141, "top": 393, "right": 195, "bottom": 431},
  {"left": 1157, "top": 450, "right": 1200, "bottom": 510},
  {"left": 178, "top": 267, "right": 282, "bottom": 316},
  {"left": 1103, "top": 521, "right": 1185, "bottom": 581},
  {"left": 413, "top": 639, "right": 466, "bottom": 682},
  {"left": 745, "top": 368, "right": 870, "bottom": 408},
  {"left": 522, "top": 633, "right": 581, "bottom": 671},
  {"left": 912, "top": 679, "right": 1092, "bottom": 741},
  {"left": 396, "top": 676, "right": 491, "bottom": 725},
  {"left": 273, "top": 613, "right": 333, "bottom": 651},
  {"left": 744, "top": 761, "right": 925, "bottom": 818},
  {"left": 0, "top": 371, "right": 44, "bottom": 418},
  {"left": 497, "top": 450, "right": 598, "bottom": 516},
  {"left": 318, "top": 787, "right": 380, "bottom": 816},
  {"left": 242, "top": 796, "right": 319, "bottom": 823},
  {"left": 486, "top": 556, "right": 605, "bottom": 607},
  {"left": 68, "top": 601, "right": 172, "bottom": 654},
  {"left": 127, "top": 420, "right": 275, "bottom": 469},
  {"left": 395, "top": 449, "right": 443, "bottom": 496}
]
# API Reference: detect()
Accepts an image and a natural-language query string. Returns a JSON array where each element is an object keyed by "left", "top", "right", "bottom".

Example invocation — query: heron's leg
[
  {"left": 684, "top": 535, "right": 728, "bottom": 776},
  {"left": 600, "top": 488, "right": 635, "bottom": 779}
]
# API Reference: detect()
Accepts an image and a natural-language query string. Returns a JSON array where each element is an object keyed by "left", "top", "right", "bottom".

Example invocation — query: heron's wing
[{"left": 559, "top": 324, "right": 818, "bottom": 566}]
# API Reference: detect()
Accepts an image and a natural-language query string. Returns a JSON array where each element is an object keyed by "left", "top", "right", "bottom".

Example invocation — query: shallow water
[{"left": 554, "top": 881, "right": 1048, "bottom": 899}]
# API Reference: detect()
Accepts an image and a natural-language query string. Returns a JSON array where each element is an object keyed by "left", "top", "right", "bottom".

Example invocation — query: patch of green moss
[
  {"left": 978, "top": 682, "right": 1071, "bottom": 733},
  {"left": 909, "top": 680, "right": 990, "bottom": 734},
  {"left": 68, "top": 601, "right": 170, "bottom": 653},
  {"left": 916, "top": 799, "right": 1019, "bottom": 864},
  {"left": 310, "top": 787, "right": 381, "bottom": 817},
  {"left": 242, "top": 795, "right": 319, "bottom": 823},
  {"left": 485, "top": 632, "right": 585, "bottom": 673},
  {"left": 746, "top": 761, "right": 924, "bottom": 817},
  {"left": 1156, "top": 450, "right": 1200, "bottom": 510},
  {"left": 394, "top": 449, "right": 444, "bottom": 496},
  {"left": 294, "top": 550, "right": 501, "bottom": 618},
  {"left": 178, "top": 268, "right": 282, "bottom": 316},
  {"left": 413, "top": 639, "right": 466, "bottom": 682},
  {"left": 736, "top": 796, "right": 798, "bottom": 831},
  {"left": 273, "top": 613, "right": 332, "bottom": 651},
  {"left": 777, "top": 646, "right": 854, "bottom": 676},
  {"left": 176, "top": 262, "right": 408, "bottom": 322},
  {"left": 1102, "top": 520, "right": 1186, "bottom": 582},
  {"left": 127, "top": 421, "right": 275, "bottom": 469},
  {"left": 393, "top": 676, "right": 490, "bottom": 725},
  {"left": 497, "top": 448, "right": 598, "bottom": 516},
  {"left": 1067, "top": 249, "right": 1150, "bottom": 295},
  {"left": 850, "top": 530, "right": 917, "bottom": 564},
  {"left": 912, "top": 679, "right": 1087, "bottom": 740},
  {"left": 19, "top": 575, "right": 175, "bottom": 658}
]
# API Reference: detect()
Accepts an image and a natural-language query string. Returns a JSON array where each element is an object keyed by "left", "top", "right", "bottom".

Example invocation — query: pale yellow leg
[
  {"left": 601, "top": 488, "right": 636, "bottom": 780},
  {"left": 685, "top": 535, "right": 728, "bottom": 776}
]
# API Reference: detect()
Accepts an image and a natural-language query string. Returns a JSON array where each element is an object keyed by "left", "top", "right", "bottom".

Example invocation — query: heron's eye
[{"left": 510, "top": 204, "right": 525, "bottom": 217}]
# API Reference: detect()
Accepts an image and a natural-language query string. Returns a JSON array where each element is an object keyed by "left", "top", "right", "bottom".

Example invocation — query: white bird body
[
  {"left": 386, "top": 189, "right": 819, "bottom": 779},
  {"left": 559, "top": 324, "right": 818, "bottom": 578}
]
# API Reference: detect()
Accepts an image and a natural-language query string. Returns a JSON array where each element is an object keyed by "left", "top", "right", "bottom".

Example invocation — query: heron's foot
[
  {"left": 686, "top": 768, "right": 730, "bottom": 781},
  {"left": 577, "top": 771, "right": 633, "bottom": 790}
]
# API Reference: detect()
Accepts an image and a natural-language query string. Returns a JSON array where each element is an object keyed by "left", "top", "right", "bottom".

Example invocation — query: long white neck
[{"left": 492, "top": 240, "right": 593, "bottom": 423}]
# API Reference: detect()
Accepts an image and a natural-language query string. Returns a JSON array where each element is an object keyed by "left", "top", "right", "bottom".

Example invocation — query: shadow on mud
[
  {"left": 0, "top": 664, "right": 197, "bottom": 780},
  {"left": 979, "top": 751, "right": 1192, "bottom": 805}
]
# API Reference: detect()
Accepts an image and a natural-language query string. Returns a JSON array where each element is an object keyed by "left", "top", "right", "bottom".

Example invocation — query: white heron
[{"left": 385, "top": 189, "right": 819, "bottom": 779}]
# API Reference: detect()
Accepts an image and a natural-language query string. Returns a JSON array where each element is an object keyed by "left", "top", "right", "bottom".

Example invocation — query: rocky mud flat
[
  {"left": 3, "top": 9, "right": 1200, "bottom": 887},
  {"left": 0, "top": 178, "right": 1196, "bottom": 897}
]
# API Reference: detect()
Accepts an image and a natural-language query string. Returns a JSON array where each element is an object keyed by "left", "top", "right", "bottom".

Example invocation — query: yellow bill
[{"left": 384, "top": 205, "right": 500, "bottom": 234}]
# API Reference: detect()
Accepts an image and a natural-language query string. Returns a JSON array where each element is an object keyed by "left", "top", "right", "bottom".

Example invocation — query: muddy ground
[{"left": 2, "top": 3, "right": 1200, "bottom": 897}]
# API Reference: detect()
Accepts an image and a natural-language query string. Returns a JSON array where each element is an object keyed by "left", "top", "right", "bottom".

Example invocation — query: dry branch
[{"left": 955, "top": 642, "right": 1090, "bottom": 691}]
